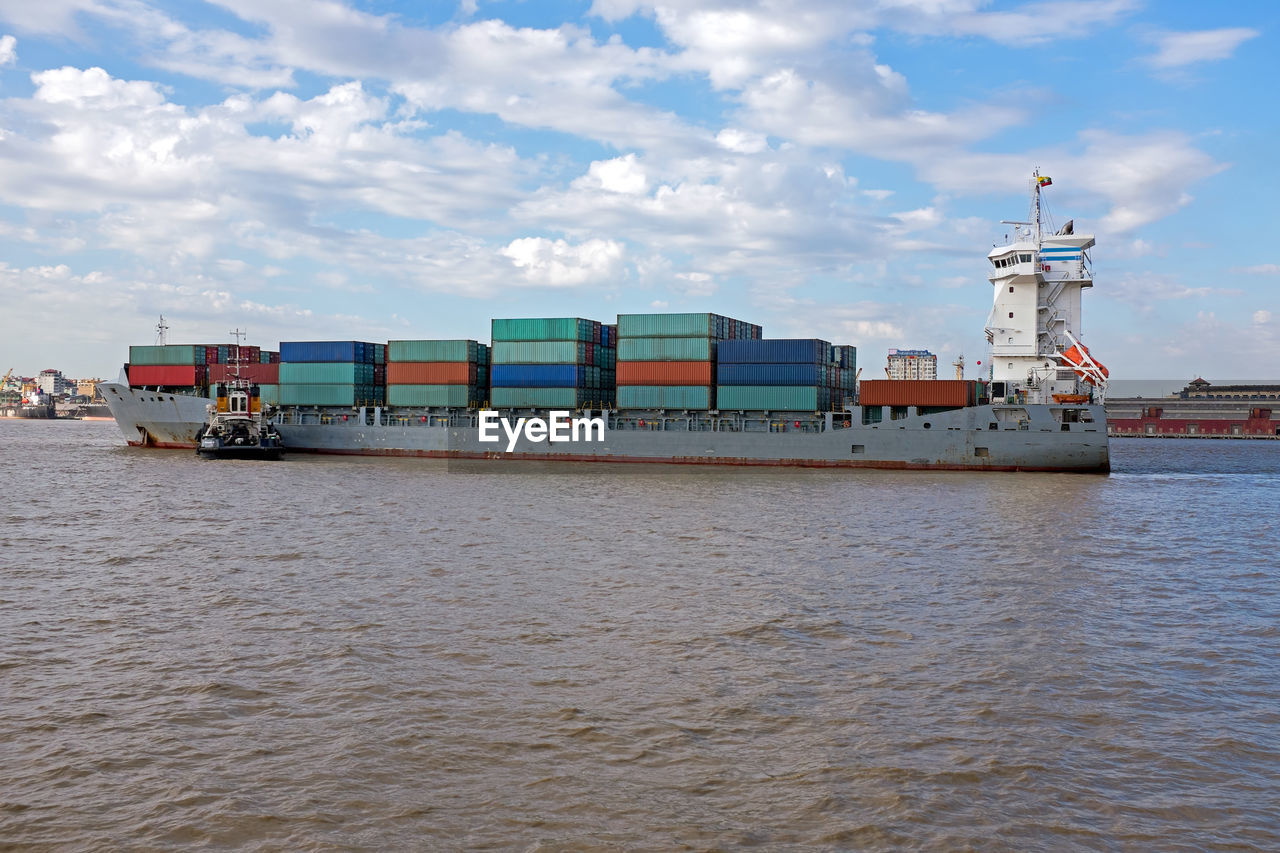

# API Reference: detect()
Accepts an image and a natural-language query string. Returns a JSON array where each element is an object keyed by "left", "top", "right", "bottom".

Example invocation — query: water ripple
[{"left": 2, "top": 423, "right": 1278, "bottom": 850}]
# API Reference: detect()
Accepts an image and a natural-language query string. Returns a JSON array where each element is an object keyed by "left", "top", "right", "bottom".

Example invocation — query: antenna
[
  {"left": 230, "top": 328, "right": 247, "bottom": 381},
  {"left": 155, "top": 315, "right": 169, "bottom": 346}
]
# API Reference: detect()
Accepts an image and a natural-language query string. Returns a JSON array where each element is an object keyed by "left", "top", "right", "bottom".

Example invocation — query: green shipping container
[
  {"left": 490, "top": 387, "right": 593, "bottom": 408},
  {"left": 388, "top": 339, "right": 482, "bottom": 363},
  {"left": 279, "top": 362, "right": 375, "bottom": 384},
  {"left": 491, "top": 341, "right": 589, "bottom": 364},
  {"left": 258, "top": 384, "right": 280, "bottom": 405},
  {"left": 716, "top": 385, "right": 828, "bottom": 411},
  {"left": 617, "top": 313, "right": 762, "bottom": 339},
  {"left": 617, "top": 337, "right": 715, "bottom": 361},
  {"left": 492, "top": 317, "right": 595, "bottom": 342},
  {"left": 617, "top": 313, "right": 716, "bottom": 338},
  {"left": 278, "top": 384, "right": 381, "bottom": 407},
  {"left": 386, "top": 384, "right": 482, "bottom": 407},
  {"left": 128, "top": 345, "right": 204, "bottom": 365},
  {"left": 617, "top": 385, "right": 713, "bottom": 409}
]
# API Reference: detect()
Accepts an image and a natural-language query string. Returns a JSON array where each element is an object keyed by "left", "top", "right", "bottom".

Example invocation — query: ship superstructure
[{"left": 985, "top": 173, "right": 1108, "bottom": 404}]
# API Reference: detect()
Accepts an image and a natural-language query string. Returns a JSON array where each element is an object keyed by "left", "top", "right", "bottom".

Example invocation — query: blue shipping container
[
  {"left": 280, "top": 341, "right": 379, "bottom": 363},
  {"left": 718, "top": 338, "right": 830, "bottom": 364},
  {"left": 491, "top": 364, "right": 592, "bottom": 388},
  {"left": 717, "top": 363, "right": 828, "bottom": 386}
]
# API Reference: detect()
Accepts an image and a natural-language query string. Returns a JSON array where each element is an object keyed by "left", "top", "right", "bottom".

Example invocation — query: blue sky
[{"left": 0, "top": 0, "right": 1275, "bottom": 379}]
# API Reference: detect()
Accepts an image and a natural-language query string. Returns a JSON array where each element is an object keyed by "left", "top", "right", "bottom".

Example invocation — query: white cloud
[
  {"left": 0, "top": 33, "right": 15, "bottom": 66},
  {"left": 1143, "top": 28, "right": 1259, "bottom": 69},
  {"left": 1254, "top": 310, "right": 1272, "bottom": 325},
  {"left": 716, "top": 128, "right": 768, "bottom": 154},
  {"left": 1234, "top": 264, "right": 1280, "bottom": 276},
  {"left": 584, "top": 154, "right": 649, "bottom": 194},
  {"left": 891, "top": 207, "right": 942, "bottom": 229},
  {"left": 914, "top": 130, "right": 1225, "bottom": 235},
  {"left": 1104, "top": 271, "right": 1241, "bottom": 314},
  {"left": 33, "top": 65, "right": 167, "bottom": 108},
  {"left": 880, "top": 0, "right": 1139, "bottom": 46},
  {"left": 501, "top": 236, "right": 625, "bottom": 287},
  {"left": 737, "top": 65, "right": 1023, "bottom": 160},
  {"left": 674, "top": 270, "right": 717, "bottom": 297}
]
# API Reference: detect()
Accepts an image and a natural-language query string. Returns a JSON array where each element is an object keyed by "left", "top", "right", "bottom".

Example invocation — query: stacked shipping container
[
  {"left": 490, "top": 318, "right": 615, "bottom": 408},
  {"left": 127, "top": 344, "right": 209, "bottom": 388},
  {"left": 130, "top": 343, "right": 281, "bottom": 391},
  {"left": 386, "top": 339, "right": 490, "bottom": 408},
  {"left": 278, "top": 341, "right": 386, "bottom": 407},
  {"left": 615, "top": 313, "right": 762, "bottom": 410},
  {"left": 716, "top": 339, "right": 857, "bottom": 411}
]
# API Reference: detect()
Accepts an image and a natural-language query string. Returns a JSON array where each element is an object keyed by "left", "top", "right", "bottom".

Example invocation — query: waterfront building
[{"left": 886, "top": 349, "right": 937, "bottom": 380}]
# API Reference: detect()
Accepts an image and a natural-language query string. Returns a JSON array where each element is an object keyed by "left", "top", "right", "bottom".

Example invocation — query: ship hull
[
  {"left": 100, "top": 384, "right": 1108, "bottom": 472},
  {"left": 99, "top": 383, "right": 214, "bottom": 448},
  {"left": 277, "top": 407, "right": 1109, "bottom": 473}
]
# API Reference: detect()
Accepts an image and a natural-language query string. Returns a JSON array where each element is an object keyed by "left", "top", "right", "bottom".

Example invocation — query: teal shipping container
[
  {"left": 617, "top": 337, "right": 716, "bottom": 362},
  {"left": 386, "top": 384, "right": 482, "bottom": 407},
  {"left": 616, "top": 385, "right": 713, "bottom": 409},
  {"left": 492, "top": 318, "right": 597, "bottom": 342},
  {"left": 716, "top": 385, "right": 830, "bottom": 411},
  {"left": 490, "top": 387, "right": 595, "bottom": 408},
  {"left": 278, "top": 384, "right": 381, "bottom": 407},
  {"left": 128, "top": 345, "right": 205, "bottom": 365},
  {"left": 388, "top": 339, "right": 484, "bottom": 363},
  {"left": 279, "top": 362, "right": 376, "bottom": 384},
  {"left": 491, "top": 341, "right": 590, "bottom": 364},
  {"left": 617, "top": 313, "right": 762, "bottom": 339}
]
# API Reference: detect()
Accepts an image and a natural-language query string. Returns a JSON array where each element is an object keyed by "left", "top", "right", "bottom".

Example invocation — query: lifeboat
[{"left": 1059, "top": 341, "right": 1109, "bottom": 385}]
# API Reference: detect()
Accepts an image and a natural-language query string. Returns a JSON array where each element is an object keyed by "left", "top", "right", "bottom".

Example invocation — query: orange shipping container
[
  {"left": 859, "top": 379, "right": 972, "bottom": 408},
  {"left": 386, "top": 362, "right": 478, "bottom": 385},
  {"left": 616, "top": 361, "right": 714, "bottom": 386}
]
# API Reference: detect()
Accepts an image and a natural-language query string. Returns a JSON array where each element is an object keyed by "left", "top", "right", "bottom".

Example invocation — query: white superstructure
[{"left": 984, "top": 173, "right": 1107, "bottom": 404}]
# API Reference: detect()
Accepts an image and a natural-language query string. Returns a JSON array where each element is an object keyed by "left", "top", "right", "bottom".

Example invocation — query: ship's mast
[
  {"left": 230, "top": 328, "right": 246, "bottom": 383},
  {"left": 155, "top": 315, "right": 169, "bottom": 346}
]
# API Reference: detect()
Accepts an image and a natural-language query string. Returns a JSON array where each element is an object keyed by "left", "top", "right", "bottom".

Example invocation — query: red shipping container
[
  {"left": 617, "top": 361, "right": 714, "bottom": 386},
  {"left": 859, "top": 379, "right": 972, "bottom": 408},
  {"left": 386, "top": 362, "right": 478, "bottom": 385},
  {"left": 129, "top": 364, "right": 207, "bottom": 387},
  {"left": 207, "top": 363, "right": 280, "bottom": 384}
]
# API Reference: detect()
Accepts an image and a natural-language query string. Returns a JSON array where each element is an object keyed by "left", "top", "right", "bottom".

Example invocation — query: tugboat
[
  {"left": 196, "top": 383, "right": 284, "bottom": 460},
  {"left": 195, "top": 330, "right": 284, "bottom": 460}
]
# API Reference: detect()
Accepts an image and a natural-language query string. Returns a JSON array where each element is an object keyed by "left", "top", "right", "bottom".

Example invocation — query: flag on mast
[{"left": 1037, "top": 176, "right": 1052, "bottom": 187}]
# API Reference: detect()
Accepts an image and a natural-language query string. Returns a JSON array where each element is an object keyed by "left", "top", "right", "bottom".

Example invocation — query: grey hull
[
  {"left": 99, "top": 382, "right": 1109, "bottom": 472},
  {"left": 276, "top": 405, "right": 1110, "bottom": 473}
]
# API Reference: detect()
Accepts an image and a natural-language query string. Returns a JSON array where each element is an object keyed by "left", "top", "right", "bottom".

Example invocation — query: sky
[{"left": 0, "top": 0, "right": 1275, "bottom": 379}]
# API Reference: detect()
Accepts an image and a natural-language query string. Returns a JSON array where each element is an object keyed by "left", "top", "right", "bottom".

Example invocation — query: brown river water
[{"left": 3, "top": 419, "right": 1279, "bottom": 850}]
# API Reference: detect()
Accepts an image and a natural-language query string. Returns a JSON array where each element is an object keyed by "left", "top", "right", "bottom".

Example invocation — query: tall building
[
  {"left": 886, "top": 349, "right": 937, "bottom": 380},
  {"left": 38, "top": 369, "right": 72, "bottom": 396}
]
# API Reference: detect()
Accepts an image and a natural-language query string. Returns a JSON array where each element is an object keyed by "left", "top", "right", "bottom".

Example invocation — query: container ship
[{"left": 99, "top": 175, "right": 1110, "bottom": 472}]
